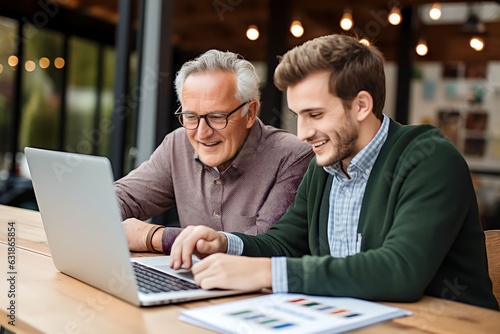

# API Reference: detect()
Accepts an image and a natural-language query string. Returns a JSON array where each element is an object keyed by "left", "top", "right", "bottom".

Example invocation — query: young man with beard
[{"left": 169, "top": 35, "right": 499, "bottom": 310}]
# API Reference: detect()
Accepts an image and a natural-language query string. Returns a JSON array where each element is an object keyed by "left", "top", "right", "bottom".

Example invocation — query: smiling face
[
  {"left": 287, "top": 71, "right": 360, "bottom": 167},
  {"left": 181, "top": 70, "right": 257, "bottom": 171}
]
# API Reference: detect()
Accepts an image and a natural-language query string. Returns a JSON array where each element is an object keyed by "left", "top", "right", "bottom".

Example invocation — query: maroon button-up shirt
[{"left": 114, "top": 118, "right": 313, "bottom": 253}]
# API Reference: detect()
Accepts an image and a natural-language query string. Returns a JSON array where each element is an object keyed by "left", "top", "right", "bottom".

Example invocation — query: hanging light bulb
[
  {"left": 340, "top": 9, "right": 354, "bottom": 31},
  {"left": 416, "top": 40, "right": 428, "bottom": 56},
  {"left": 470, "top": 36, "right": 484, "bottom": 51},
  {"left": 388, "top": 6, "right": 402, "bottom": 25},
  {"left": 25, "top": 60, "right": 36, "bottom": 72},
  {"left": 54, "top": 57, "right": 65, "bottom": 69},
  {"left": 246, "top": 25, "right": 259, "bottom": 41},
  {"left": 8, "top": 55, "right": 18, "bottom": 67},
  {"left": 359, "top": 38, "right": 370, "bottom": 46},
  {"left": 39, "top": 57, "right": 50, "bottom": 69},
  {"left": 429, "top": 3, "right": 442, "bottom": 21},
  {"left": 290, "top": 20, "right": 304, "bottom": 38}
]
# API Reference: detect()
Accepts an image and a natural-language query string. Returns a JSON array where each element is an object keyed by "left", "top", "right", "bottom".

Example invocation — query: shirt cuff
[
  {"left": 161, "top": 227, "right": 183, "bottom": 254},
  {"left": 271, "top": 257, "right": 288, "bottom": 293},
  {"left": 220, "top": 232, "right": 243, "bottom": 255}
]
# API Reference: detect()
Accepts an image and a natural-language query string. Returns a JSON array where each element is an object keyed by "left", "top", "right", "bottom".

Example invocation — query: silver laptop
[{"left": 25, "top": 147, "right": 245, "bottom": 307}]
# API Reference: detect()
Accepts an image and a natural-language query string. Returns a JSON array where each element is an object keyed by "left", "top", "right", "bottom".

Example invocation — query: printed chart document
[{"left": 180, "top": 293, "right": 412, "bottom": 333}]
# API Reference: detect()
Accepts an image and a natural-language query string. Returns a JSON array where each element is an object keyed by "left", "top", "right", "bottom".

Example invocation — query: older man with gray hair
[{"left": 115, "top": 50, "right": 313, "bottom": 254}]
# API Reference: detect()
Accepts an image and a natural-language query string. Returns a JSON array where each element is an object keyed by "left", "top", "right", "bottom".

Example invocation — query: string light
[
  {"left": 359, "top": 38, "right": 370, "bottom": 46},
  {"left": 54, "top": 57, "right": 65, "bottom": 69},
  {"left": 388, "top": 6, "right": 402, "bottom": 25},
  {"left": 340, "top": 9, "right": 354, "bottom": 31},
  {"left": 39, "top": 57, "right": 50, "bottom": 69},
  {"left": 290, "top": 20, "right": 304, "bottom": 38},
  {"left": 8, "top": 55, "right": 18, "bottom": 67},
  {"left": 470, "top": 36, "right": 484, "bottom": 51},
  {"left": 25, "top": 60, "right": 36, "bottom": 72},
  {"left": 429, "top": 3, "right": 442, "bottom": 21},
  {"left": 416, "top": 40, "right": 428, "bottom": 56},
  {"left": 246, "top": 25, "right": 259, "bottom": 41}
]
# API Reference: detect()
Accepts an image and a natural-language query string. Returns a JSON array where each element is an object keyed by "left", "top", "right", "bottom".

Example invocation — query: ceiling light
[
  {"left": 246, "top": 25, "right": 259, "bottom": 41},
  {"left": 290, "top": 20, "right": 304, "bottom": 38},
  {"left": 359, "top": 38, "right": 370, "bottom": 46},
  {"left": 8, "top": 55, "right": 18, "bottom": 67},
  {"left": 25, "top": 60, "right": 36, "bottom": 72},
  {"left": 54, "top": 57, "right": 65, "bottom": 69},
  {"left": 429, "top": 3, "right": 442, "bottom": 21},
  {"left": 39, "top": 57, "right": 50, "bottom": 69},
  {"left": 340, "top": 9, "right": 354, "bottom": 31},
  {"left": 388, "top": 7, "right": 402, "bottom": 26},
  {"left": 470, "top": 36, "right": 484, "bottom": 51},
  {"left": 416, "top": 40, "right": 428, "bottom": 56}
]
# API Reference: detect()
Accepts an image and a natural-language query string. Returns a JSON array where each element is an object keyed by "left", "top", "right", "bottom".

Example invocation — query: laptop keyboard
[{"left": 132, "top": 262, "right": 199, "bottom": 294}]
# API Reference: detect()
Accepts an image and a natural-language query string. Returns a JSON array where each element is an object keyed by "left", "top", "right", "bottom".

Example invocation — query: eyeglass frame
[{"left": 174, "top": 101, "right": 250, "bottom": 130}]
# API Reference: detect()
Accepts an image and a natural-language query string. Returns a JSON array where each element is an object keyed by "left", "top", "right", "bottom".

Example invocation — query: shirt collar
[{"left": 324, "top": 114, "right": 389, "bottom": 179}]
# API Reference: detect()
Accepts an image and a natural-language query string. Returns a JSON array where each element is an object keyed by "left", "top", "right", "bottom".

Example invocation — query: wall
[
  {"left": 408, "top": 61, "right": 500, "bottom": 228},
  {"left": 408, "top": 61, "right": 500, "bottom": 172}
]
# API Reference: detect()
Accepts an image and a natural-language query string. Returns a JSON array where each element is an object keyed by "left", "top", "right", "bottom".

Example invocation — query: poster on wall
[
  {"left": 423, "top": 80, "right": 436, "bottom": 100},
  {"left": 437, "top": 110, "right": 460, "bottom": 146},
  {"left": 442, "top": 62, "right": 461, "bottom": 79},
  {"left": 465, "top": 111, "right": 488, "bottom": 131},
  {"left": 465, "top": 63, "right": 487, "bottom": 79},
  {"left": 463, "top": 111, "right": 488, "bottom": 157},
  {"left": 464, "top": 138, "right": 486, "bottom": 157}
]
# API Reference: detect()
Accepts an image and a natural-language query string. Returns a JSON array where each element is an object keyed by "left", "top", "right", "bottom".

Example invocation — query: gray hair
[{"left": 174, "top": 49, "right": 261, "bottom": 115}]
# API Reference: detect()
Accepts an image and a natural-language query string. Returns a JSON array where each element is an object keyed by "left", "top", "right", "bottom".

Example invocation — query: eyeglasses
[{"left": 174, "top": 101, "right": 249, "bottom": 130}]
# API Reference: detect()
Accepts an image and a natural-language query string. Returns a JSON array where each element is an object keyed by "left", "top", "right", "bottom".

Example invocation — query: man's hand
[
  {"left": 170, "top": 225, "right": 227, "bottom": 270},
  {"left": 122, "top": 218, "right": 163, "bottom": 252},
  {"left": 192, "top": 254, "right": 272, "bottom": 291}
]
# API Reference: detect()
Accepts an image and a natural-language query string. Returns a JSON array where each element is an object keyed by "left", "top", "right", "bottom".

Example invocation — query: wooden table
[{"left": 1, "top": 205, "right": 499, "bottom": 333}]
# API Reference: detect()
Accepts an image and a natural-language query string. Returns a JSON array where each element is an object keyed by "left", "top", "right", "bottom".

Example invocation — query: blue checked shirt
[{"left": 225, "top": 115, "right": 389, "bottom": 293}]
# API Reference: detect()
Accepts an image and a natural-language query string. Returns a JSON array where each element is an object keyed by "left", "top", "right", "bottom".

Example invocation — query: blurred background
[{"left": 0, "top": 0, "right": 499, "bottom": 229}]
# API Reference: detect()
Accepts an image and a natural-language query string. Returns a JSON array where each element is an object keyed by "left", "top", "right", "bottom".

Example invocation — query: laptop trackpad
[
  {"left": 156, "top": 265, "right": 194, "bottom": 281},
  {"left": 132, "top": 256, "right": 198, "bottom": 282}
]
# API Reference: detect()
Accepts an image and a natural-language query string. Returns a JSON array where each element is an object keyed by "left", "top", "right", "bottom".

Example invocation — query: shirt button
[
  {"left": 214, "top": 180, "right": 222, "bottom": 185},
  {"left": 213, "top": 211, "right": 221, "bottom": 218}
]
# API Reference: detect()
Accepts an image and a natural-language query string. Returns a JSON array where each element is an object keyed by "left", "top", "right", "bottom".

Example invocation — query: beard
[{"left": 316, "top": 117, "right": 358, "bottom": 167}]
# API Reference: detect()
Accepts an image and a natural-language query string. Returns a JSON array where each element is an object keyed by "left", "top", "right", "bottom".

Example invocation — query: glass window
[
  {"left": 123, "top": 51, "right": 139, "bottom": 173},
  {"left": 0, "top": 17, "right": 18, "bottom": 180},
  {"left": 65, "top": 36, "right": 99, "bottom": 154},
  {"left": 97, "top": 46, "right": 116, "bottom": 157},
  {"left": 19, "top": 24, "right": 64, "bottom": 153}
]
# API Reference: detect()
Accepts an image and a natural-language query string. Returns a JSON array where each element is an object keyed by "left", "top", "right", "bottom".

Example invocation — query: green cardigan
[{"left": 234, "top": 119, "right": 499, "bottom": 311}]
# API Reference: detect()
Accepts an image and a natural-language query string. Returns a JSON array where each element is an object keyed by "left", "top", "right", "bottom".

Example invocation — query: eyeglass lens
[
  {"left": 180, "top": 113, "right": 228, "bottom": 130},
  {"left": 177, "top": 101, "right": 248, "bottom": 130}
]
